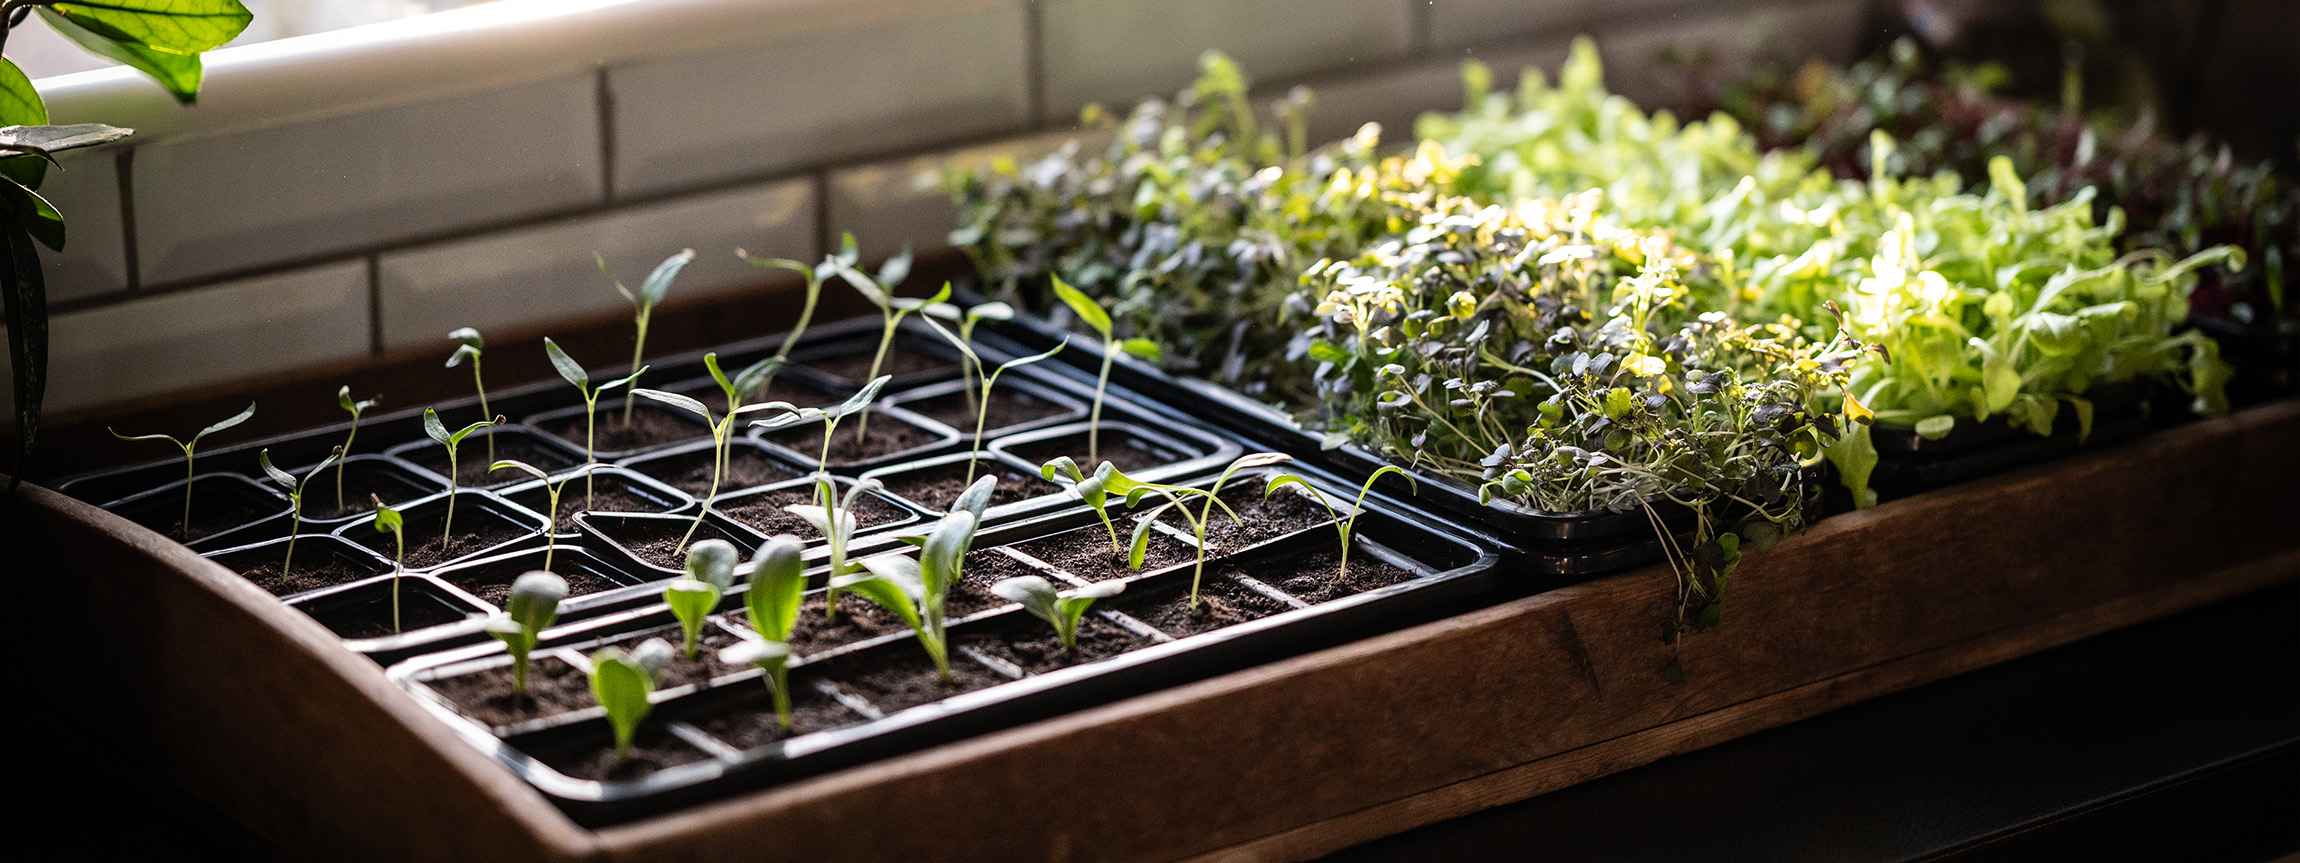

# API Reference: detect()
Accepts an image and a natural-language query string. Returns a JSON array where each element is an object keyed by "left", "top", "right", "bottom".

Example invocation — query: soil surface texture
[
  {"left": 225, "top": 543, "right": 385, "bottom": 596},
  {"left": 1013, "top": 525, "right": 1195, "bottom": 580},
  {"left": 302, "top": 461, "right": 436, "bottom": 520},
  {"left": 960, "top": 617, "right": 1152, "bottom": 676},
  {"left": 523, "top": 724, "right": 713, "bottom": 782},
  {"left": 1110, "top": 575, "right": 1293, "bottom": 638},
  {"left": 505, "top": 477, "right": 671, "bottom": 525},
  {"left": 1264, "top": 548, "right": 1416, "bottom": 604},
  {"left": 685, "top": 679, "right": 872, "bottom": 751},
  {"left": 114, "top": 482, "right": 279, "bottom": 543},
  {"left": 441, "top": 560, "right": 630, "bottom": 607},
  {"left": 536, "top": 404, "right": 708, "bottom": 454},
  {"left": 805, "top": 348, "right": 950, "bottom": 384},
  {"left": 830, "top": 652, "right": 1014, "bottom": 714},
  {"left": 778, "top": 595, "right": 908, "bottom": 657},
  {"left": 763, "top": 414, "right": 942, "bottom": 466},
  {"left": 638, "top": 446, "right": 798, "bottom": 495},
  {"left": 349, "top": 503, "right": 529, "bottom": 569},
  {"left": 943, "top": 550, "right": 1051, "bottom": 618},
  {"left": 1157, "top": 482, "right": 1332, "bottom": 552},
  {"left": 652, "top": 626, "right": 753, "bottom": 690},
  {"left": 720, "top": 484, "right": 909, "bottom": 538},
  {"left": 589, "top": 516, "right": 752, "bottom": 569},
  {"left": 403, "top": 433, "right": 575, "bottom": 487},
  {"left": 877, "top": 459, "right": 1054, "bottom": 512},
  {"left": 429, "top": 656, "right": 594, "bottom": 727},
  {"left": 303, "top": 579, "right": 474, "bottom": 639},
  {"left": 1004, "top": 428, "right": 1184, "bottom": 475},
  {"left": 900, "top": 388, "right": 1073, "bottom": 433}
]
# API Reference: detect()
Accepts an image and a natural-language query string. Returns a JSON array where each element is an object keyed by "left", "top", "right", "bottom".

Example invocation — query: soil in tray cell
[
  {"left": 216, "top": 540, "right": 388, "bottom": 596},
  {"left": 521, "top": 723, "right": 714, "bottom": 783},
  {"left": 1109, "top": 575, "right": 1294, "bottom": 639},
  {"left": 402, "top": 434, "right": 576, "bottom": 488},
  {"left": 783, "top": 594, "right": 910, "bottom": 657},
  {"left": 428, "top": 656, "right": 595, "bottom": 727},
  {"left": 828, "top": 651, "right": 1015, "bottom": 715},
  {"left": 588, "top": 515, "right": 756, "bottom": 569},
  {"left": 536, "top": 404, "right": 708, "bottom": 454},
  {"left": 900, "top": 387, "right": 1073, "bottom": 433},
  {"left": 683, "top": 679, "right": 873, "bottom": 752},
  {"left": 1156, "top": 483, "right": 1331, "bottom": 553},
  {"left": 301, "top": 461, "right": 436, "bottom": 520},
  {"left": 299, "top": 578, "right": 475, "bottom": 639},
  {"left": 348, "top": 503, "right": 530, "bottom": 569},
  {"left": 1263, "top": 548, "right": 1416, "bottom": 605},
  {"left": 877, "top": 459, "right": 1056, "bottom": 512},
  {"left": 107, "top": 478, "right": 279, "bottom": 543},
  {"left": 943, "top": 550, "right": 1052, "bottom": 618},
  {"left": 651, "top": 626, "right": 755, "bottom": 690},
  {"left": 1011, "top": 524, "right": 1195, "bottom": 581},
  {"left": 1003, "top": 428, "right": 1192, "bottom": 476},
  {"left": 662, "top": 374, "right": 842, "bottom": 413},
  {"left": 638, "top": 446, "right": 798, "bottom": 495},
  {"left": 438, "top": 555, "right": 637, "bottom": 607},
  {"left": 804, "top": 348, "right": 951, "bottom": 384},
  {"left": 762, "top": 414, "right": 941, "bottom": 466},
  {"left": 960, "top": 617, "right": 1155, "bottom": 676},
  {"left": 719, "top": 484, "right": 907, "bottom": 538},
  {"left": 506, "top": 475, "right": 674, "bottom": 524}
]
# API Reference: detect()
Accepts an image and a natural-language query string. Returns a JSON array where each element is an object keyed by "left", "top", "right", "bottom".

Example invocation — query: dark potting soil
[
  {"left": 523, "top": 723, "right": 713, "bottom": 783},
  {"left": 1110, "top": 576, "right": 1294, "bottom": 639},
  {"left": 830, "top": 652, "right": 1014, "bottom": 715},
  {"left": 227, "top": 542, "right": 386, "bottom": 596},
  {"left": 943, "top": 550, "right": 1052, "bottom": 618},
  {"left": 663, "top": 374, "right": 843, "bottom": 414},
  {"left": 402, "top": 434, "right": 576, "bottom": 487},
  {"left": 442, "top": 562, "right": 628, "bottom": 608},
  {"left": 303, "top": 579, "right": 475, "bottom": 639},
  {"left": 352, "top": 508, "right": 529, "bottom": 569},
  {"left": 762, "top": 414, "right": 942, "bottom": 466},
  {"left": 114, "top": 483, "right": 279, "bottom": 543},
  {"left": 429, "top": 656, "right": 594, "bottom": 727},
  {"left": 1156, "top": 483, "right": 1331, "bottom": 553},
  {"left": 653, "top": 626, "right": 754, "bottom": 690},
  {"left": 1003, "top": 428, "right": 1184, "bottom": 476},
  {"left": 685, "top": 679, "right": 872, "bottom": 751},
  {"left": 782, "top": 594, "right": 907, "bottom": 657},
  {"left": 1012, "top": 525, "right": 1194, "bottom": 581},
  {"left": 718, "top": 485, "right": 908, "bottom": 538},
  {"left": 875, "top": 459, "right": 1054, "bottom": 512},
  {"left": 959, "top": 617, "right": 1153, "bottom": 676},
  {"left": 899, "top": 388, "right": 1072, "bottom": 433},
  {"left": 1265, "top": 548, "right": 1416, "bottom": 604},
  {"left": 506, "top": 479, "right": 668, "bottom": 526},
  {"left": 639, "top": 447, "right": 798, "bottom": 495},
  {"left": 302, "top": 461, "right": 436, "bottom": 520},
  {"left": 537, "top": 404, "right": 708, "bottom": 454},
  {"left": 804, "top": 348, "right": 950, "bottom": 384},
  {"left": 591, "top": 517, "right": 752, "bottom": 569}
]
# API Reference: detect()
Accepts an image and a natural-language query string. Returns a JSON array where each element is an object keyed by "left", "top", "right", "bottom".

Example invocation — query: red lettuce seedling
[
  {"left": 257, "top": 446, "right": 339, "bottom": 575},
  {"left": 109, "top": 402, "right": 255, "bottom": 540},
  {"left": 993, "top": 575, "right": 1123, "bottom": 650},
  {"left": 484, "top": 571, "right": 567, "bottom": 696}
]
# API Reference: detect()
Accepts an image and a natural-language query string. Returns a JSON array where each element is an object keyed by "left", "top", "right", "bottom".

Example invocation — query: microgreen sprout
[
  {"left": 1050, "top": 274, "right": 1162, "bottom": 465},
  {"left": 598, "top": 248, "right": 695, "bottom": 428},
  {"left": 738, "top": 245, "right": 840, "bottom": 375},
  {"left": 920, "top": 309, "right": 1065, "bottom": 485},
  {"left": 256, "top": 446, "right": 339, "bottom": 575},
  {"left": 422, "top": 407, "right": 498, "bottom": 550},
  {"left": 372, "top": 496, "right": 406, "bottom": 633},
  {"left": 833, "top": 506, "right": 981, "bottom": 681},
  {"left": 489, "top": 460, "right": 605, "bottom": 571},
  {"left": 591, "top": 637, "right": 673, "bottom": 760},
  {"left": 109, "top": 402, "right": 255, "bottom": 540},
  {"left": 993, "top": 576, "right": 1124, "bottom": 650},
  {"left": 755, "top": 375, "right": 891, "bottom": 475},
  {"left": 924, "top": 299, "right": 1016, "bottom": 415},
  {"left": 1264, "top": 466, "right": 1413, "bottom": 578},
  {"left": 720, "top": 534, "right": 806, "bottom": 729},
  {"left": 666, "top": 538, "right": 739, "bottom": 659},
  {"left": 827, "top": 238, "right": 935, "bottom": 440},
  {"left": 333, "top": 387, "right": 379, "bottom": 513},
  {"left": 483, "top": 571, "right": 566, "bottom": 696},
  {"left": 1117, "top": 452, "right": 1294, "bottom": 609},
  {"left": 444, "top": 327, "right": 493, "bottom": 464},
  {"left": 543, "top": 337, "right": 647, "bottom": 510},
  {"left": 1040, "top": 456, "right": 1122, "bottom": 555},
  {"left": 633, "top": 352, "right": 795, "bottom": 554},
  {"left": 784, "top": 474, "right": 887, "bottom": 618}
]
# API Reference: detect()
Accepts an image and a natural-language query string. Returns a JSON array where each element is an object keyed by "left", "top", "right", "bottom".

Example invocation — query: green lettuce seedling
[
  {"left": 444, "top": 327, "right": 493, "bottom": 464},
  {"left": 827, "top": 238, "right": 936, "bottom": 440},
  {"left": 422, "top": 407, "right": 497, "bottom": 550},
  {"left": 543, "top": 337, "right": 647, "bottom": 510},
  {"left": 721, "top": 533, "right": 808, "bottom": 729},
  {"left": 256, "top": 446, "right": 339, "bottom": 575},
  {"left": 1118, "top": 452, "right": 1294, "bottom": 609},
  {"left": 489, "top": 460, "right": 605, "bottom": 571},
  {"left": 590, "top": 637, "right": 673, "bottom": 760},
  {"left": 633, "top": 352, "right": 796, "bottom": 554},
  {"left": 920, "top": 309, "right": 1065, "bottom": 486},
  {"left": 372, "top": 497, "right": 407, "bottom": 633},
  {"left": 109, "top": 402, "right": 255, "bottom": 540},
  {"left": 1050, "top": 274, "right": 1162, "bottom": 465},
  {"left": 1265, "top": 465, "right": 1414, "bottom": 578},
  {"left": 1040, "top": 456, "right": 1123, "bottom": 555},
  {"left": 665, "top": 538, "right": 740, "bottom": 659},
  {"left": 598, "top": 249, "right": 694, "bottom": 427},
  {"left": 333, "top": 387, "right": 379, "bottom": 513},
  {"left": 483, "top": 571, "right": 567, "bottom": 696},
  {"left": 993, "top": 575, "right": 1124, "bottom": 650},
  {"left": 833, "top": 507, "right": 979, "bottom": 681}
]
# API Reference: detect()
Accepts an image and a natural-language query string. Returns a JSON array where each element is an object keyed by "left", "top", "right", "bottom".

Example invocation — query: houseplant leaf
[
  {"left": 50, "top": 0, "right": 253, "bottom": 55},
  {"left": 35, "top": 8, "right": 203, "bottom": 104}
]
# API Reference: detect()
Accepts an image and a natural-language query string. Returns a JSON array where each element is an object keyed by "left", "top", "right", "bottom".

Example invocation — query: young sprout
[
  {"left": 1265, "top": 466, "right": 1414, "bottom": 578},
  {"left": 333, "top": 388, "right": 380, "bottom": 513},
  {"left": 483, "top": 571, "right": 567, "bottom": 696},
  {"left": 632, "top": 352, "right": 795, "bottom": 554},
  {"left": 110, "top": 402, "right": 256, "bottom": 540},
  {"left": 372, "top": 497, "right": 407, "bottom": 633},
  {"left": 591, "top": 637, "right": 673, "bottom": 760},
  {"left": 924, "top": 300, "right": 1016, "bottom": 414},
  {"left": 543, "top": 337, "right": 647, "bottom": 510},
  {"left": 1040, "top": 456, "right": 1122, "bottom": 555},
  {"left": 444, "top": 327, "right": 493, "bottom": 464},
  {"left": 1119, "top": 453, "right": 1294, "bottom": 609},
  {"left": 784, "top": 474, "right": 885, "bottom": 619},
  {"left": 832, "top": 507, "right": 980, "bottom": 681},
  {"left": 738, "top": 246, "right": 841, "bottom": 376},
  {"left": 756, "top": 375, "right": 891, "bottom": 476},
  {"left": 827, "top": 239, "right": 934, "bottom": 440},
  {"left": 257, "top": 446, "right": 341, "bottom": 575},
  {"left": 720, "top": 534, "right": 807, "bottom": 729},
  {"left": 422, "top": 407, "right": 498, "bottom": 551},
  {"left": 665, "top": 538, "right": 740, "bottom": 659},
  {"left": 598, "top": 249, "right": 695, "bottom": 427},
  {"left": 1049, "top": 274, "right": 1162, "bottom": 465},
  {"left": 920, "top": 309, "right": 1065, "bottom": 485},
  {"left": 993, "top": 575, "right": 1124, "bottom": 651},
  {"left": 489, "top": 460, "right": 606, "bottom": 571}
]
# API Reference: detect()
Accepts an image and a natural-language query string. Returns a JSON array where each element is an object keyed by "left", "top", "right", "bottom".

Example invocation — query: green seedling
[
  {"left": 256, "top": 446, "right": 340, "bottom": 575},
  {"left": 543, "top": 337, "right": 647, "bottom": 511},
  {"left": 489, "top": 460, "right": 606, "bottom": 571},
  {"left": 785, "top": 473, "right": 887, "bottom": 618},
  {"left": 833, "top": 507, "right": 980, "bottom": 681},
  {"left": 598, "top": 248, "right": 695, "bottom": 427},
  {"left": 109, "top": 402, "right": 255, "bottom": 540},
  {"left": 633, "top": 352, "right": 795, "bottom": 554},
  {"left": 827, "top": 237, "right": 936, "bottom": 440},
  {"left": 483, "top": 571, "right": 567, "bottom": 696},
  {"left": 754, "top": 375, "right": 891, "bottom": 476},
  {"left": 372, "top": 497, "right": 407, "bottom": 633},
  {"left": 923, "top": 299, "right": 1016, "bottom": 414},
  {"left": 1050, "top": 274, "right": 1162, "bottom": 465},
  {"left": 1265, "top": 466, "right": 1414, "bottom": 578},
  {"left": 590, "top": 637, "right": 673, "bottom": 760},
  {"left": 1040, "top": 456, "right": 1123, "bottom": 555},
  {"left": 738, "top": 245, "right": 842, "bottom": 375},
  {"left": 444, "top": 327, "right": 493, "bottom": 464},
  {"left": 993, "top": 575, "right": 1124, "bottom": 650},
  {"left": 920, "top": 309, "right": 1065, "bottom": 486},
  {"left": 1117, "top": 452, "right": 1294, "bottom": 609},
  {"left": 665, "top": 538, "right": 740, "bottom": 659},
  {"left": 333, "top": 387, "right": 379, "bottom": 513},
  {"left": 721, "top": 534, "right": 808, "bottom": 729},
  {"left": 423, "top": 407, "right": 498, "bottom": 550}
]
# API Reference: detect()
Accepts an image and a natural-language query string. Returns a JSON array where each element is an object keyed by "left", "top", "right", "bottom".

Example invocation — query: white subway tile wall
[{"left": 23, "top": 0, "right": 1862, "bottom": 420}]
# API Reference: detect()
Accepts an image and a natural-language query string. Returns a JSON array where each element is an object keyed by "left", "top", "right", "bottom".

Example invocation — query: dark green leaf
[
  {"left": 2, "top": 223, "right": 46, "bottom": 490},
  {"left": 257, "top": 448, "right": 295, "bottom": 489},
  {"left": 0, "top": 177, "right": 66, "bottom": 251},
  {"left": 0, "top": 61, "right": 50, "bottom": 191},
  {"left": 746, "top": 535, "right": 807, "bottom": 642},
  {"left": 37, "top": 8, "right": 202, "bottom": 104},
  {"left": 542, "top": 337, "right": 588, "bottom": 391}
]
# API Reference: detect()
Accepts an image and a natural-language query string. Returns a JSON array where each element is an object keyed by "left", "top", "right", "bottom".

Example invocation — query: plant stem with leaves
[
  {"left": 423, "top": 407, "right": 495, "bottom": 552},
  {"left": 257, "top": 446, "right": 339, "bottom": 576},
  {"left": 445, "top": 327, "right": 492, "bottom": 464},
  {"left": 598, "top": 249, "right": 694, "bottom": 427},
  {"left": 108, "top": 403, "right": 254, "bottom": 540},
  {"left": 543, "top": 337, "right": 646, "bottom": 511},
  {"left": 332, "top": 387, "right": 378, "bottom": 513}
]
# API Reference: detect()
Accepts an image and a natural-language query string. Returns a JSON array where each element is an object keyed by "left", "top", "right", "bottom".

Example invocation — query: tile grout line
[
  {"left": 115, "top": 147, "right": 140, "bottom": 293},
  {"left": 596, "top": 65, "right": 618, "bottom": 205}
]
